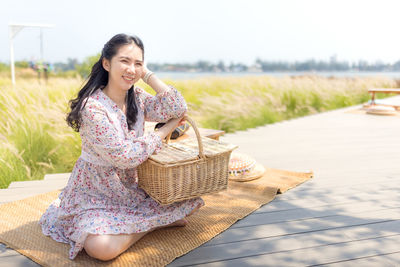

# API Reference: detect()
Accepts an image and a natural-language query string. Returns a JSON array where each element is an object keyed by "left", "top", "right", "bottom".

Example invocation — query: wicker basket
[{"left": 137, "top": 116, "right": 237, "bottom": 205}]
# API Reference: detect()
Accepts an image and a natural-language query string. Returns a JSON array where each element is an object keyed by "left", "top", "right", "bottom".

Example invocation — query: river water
[{"left": 156, "top": 71, "right": 400, "bottom": 80}]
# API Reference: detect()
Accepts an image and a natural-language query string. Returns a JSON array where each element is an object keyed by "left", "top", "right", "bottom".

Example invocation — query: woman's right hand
[{"left": 154, "top": 115, "right": 186, "bottom": 140}]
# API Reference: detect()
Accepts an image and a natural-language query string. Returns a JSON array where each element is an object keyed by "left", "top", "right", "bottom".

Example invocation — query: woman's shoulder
[
  {"left": 134, "top": 86, "right": 147, "bottom": 108},
  {"left": 82, "top": 89, "right": 107, "bottom": 114},
  {"left": 134, "top": 86, "right": 148, "bottom": 96}
]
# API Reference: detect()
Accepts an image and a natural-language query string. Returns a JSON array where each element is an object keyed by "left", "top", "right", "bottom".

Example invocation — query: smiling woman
[
  {"left": 103, "top": 45, "right": 145, "bottom": 93},
  {"left": 39, "top": 33, "right": 204, "bottom": 261},
  {"left": 101, "top": 40, "right": 145, "bottom": 118}
]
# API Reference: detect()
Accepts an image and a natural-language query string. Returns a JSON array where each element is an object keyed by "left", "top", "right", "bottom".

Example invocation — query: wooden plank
[
  {"left": 368, "top": 88, "right": 400, "bottom": 93},
  {"left": 43, "top": 172, "right": 71, "bottom": 180},
  {"left": 314, "top": 253, "right": 399, "bottom": 267},
  {"left": 278, "top": 187, "right": 400, "bottom": 206},
  {"left": 271, "top": 179, "right": 400, "bottom": 203},
  {"left": 7, "top": 179, "right": 68, "bottom": 189},
  {"left": 169, "top": 221, "right": 400, "bottom": 266},
  {"left": 145, "top": 121, "right": 225, "bottom": 141},
  {"left": 254, "top": 189, "right": 400, "bottom": 214},
  {"left": 203, "top": 208, "right": 400, "bottom": 246},
  {"left": 232, "top": 198, "right": 400, "bottom": 229},
  {"left": 172, "top": 235, "right": 400, "bottom": 267},
  {"left": 277, "top": 178, "right": 400, "bottom": 197},
  {"left": 283, "top": 174, "right": 399, "bottom": 187},
  {"left": 0, "top": 243, "right": 39, "bottom": 267},
  {"left": 381, "top": 252, "right": 400, "bottom": 266},
  {"left": 0, "top": 186, "right": 61, "bottom": 204}
]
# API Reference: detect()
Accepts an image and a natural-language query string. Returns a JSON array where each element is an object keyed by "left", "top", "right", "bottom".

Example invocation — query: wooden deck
[{"left": 1, "top": 97, "right": 400, "bottom": 266}]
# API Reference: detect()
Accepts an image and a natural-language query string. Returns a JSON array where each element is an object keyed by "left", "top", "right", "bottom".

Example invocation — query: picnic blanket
[{"left": 0, "top": 168, "right": 313, "bottom": 267}]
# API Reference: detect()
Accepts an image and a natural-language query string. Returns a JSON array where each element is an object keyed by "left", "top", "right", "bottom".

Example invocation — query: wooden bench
[
  {"left": 368, "top": 88, "right": 400, "bottom": 106},
  {"left": 145, "top": 122, "right": 225, "bottom": 142},
  {"left": 176, "top": 127, "right": 225, "bottom": 141}
]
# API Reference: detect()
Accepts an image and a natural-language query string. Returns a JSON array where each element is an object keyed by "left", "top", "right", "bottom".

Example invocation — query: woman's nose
[{"left": 127, "top": 64, "right": 136, "bottom": 74}]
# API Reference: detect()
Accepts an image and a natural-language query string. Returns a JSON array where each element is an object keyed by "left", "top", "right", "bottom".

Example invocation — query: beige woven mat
[{"left": 0, "top": 168, "right": 313, "bottom": 267}]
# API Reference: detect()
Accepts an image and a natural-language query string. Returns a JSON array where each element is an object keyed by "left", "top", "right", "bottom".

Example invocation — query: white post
[
  {"left": 9, "top": 27, "right": 16, "bottom": 85},
  {"left": 8, "top": 23, "right": 55, "bottom": 85},
  {"left": 40, "top": 28, "right": 44, "bottom": 61}
]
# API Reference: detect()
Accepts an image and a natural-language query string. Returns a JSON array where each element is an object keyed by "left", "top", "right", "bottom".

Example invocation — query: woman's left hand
[
  {"left": 140, "top": 62, "right": 169, "bottom": 94},
  {"left": 141, "top": 63, "right": 150, "bottom": 80}
]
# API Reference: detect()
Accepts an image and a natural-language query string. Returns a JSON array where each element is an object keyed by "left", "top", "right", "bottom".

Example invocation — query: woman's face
[{"left": 103, "top": 43, "right": 144, "bottom": 91}]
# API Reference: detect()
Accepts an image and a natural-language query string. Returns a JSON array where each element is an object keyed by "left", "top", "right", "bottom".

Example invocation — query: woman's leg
[
  {"left": 84, "top": 203, "right": 202, "bottom": 261},
  {"left": 83, "top": 218, "right": 192, "bottom": 261},
  {"left": 84, "top": 231, "right": 149, "bottom": 261},
  {"left": 84, "top": 220, "right": 187, "bottom": 261}
]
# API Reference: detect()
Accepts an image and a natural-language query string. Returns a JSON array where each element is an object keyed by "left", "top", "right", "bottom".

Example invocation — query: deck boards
[
  {"left": 177, "top": 235, "right": 400, "bottom": 267},
  {"left": 168, "top": 99, "right": 400, "bottom": 266},
  {"left": 169, "top": 224, "right": 400, "bottom": 266},
  {"left": 1, "top": 97, "right": 400, "bottom": 266}
]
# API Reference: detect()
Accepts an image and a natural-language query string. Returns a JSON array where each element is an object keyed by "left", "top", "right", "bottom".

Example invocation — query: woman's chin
[{"left": 121, "top": 82, "right": 134, "bottom": 90}]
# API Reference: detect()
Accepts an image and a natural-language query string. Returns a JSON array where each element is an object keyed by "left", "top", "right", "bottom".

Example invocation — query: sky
[{"left": 1, "top": 0, "right": 400, "bottom": 65}]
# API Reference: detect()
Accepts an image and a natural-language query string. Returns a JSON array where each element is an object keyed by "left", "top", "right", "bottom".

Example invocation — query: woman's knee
[{"left": 84, "top": 235, "right": 121, "bottom": 261}]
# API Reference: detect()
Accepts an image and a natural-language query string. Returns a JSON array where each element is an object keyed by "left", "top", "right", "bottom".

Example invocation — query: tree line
[
  {"left": 43, "top": 57, "right": 400, "bottom": 74},
  {"left": 2, "top": 55, "right": 400, "bottom": 79}
]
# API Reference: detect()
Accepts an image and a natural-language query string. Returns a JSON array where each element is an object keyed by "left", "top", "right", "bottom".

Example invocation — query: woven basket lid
[
  {"left": 148, "top": 143, "right": 199, "bottom": 164},
  {"left": 149, "top": 137, "right": 238, "bottom": 164}
]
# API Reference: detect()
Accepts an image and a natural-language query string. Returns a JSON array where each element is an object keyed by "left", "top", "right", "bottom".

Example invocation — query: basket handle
[{"left": 166, "top": 115, "right": 205, "bottom": 159}]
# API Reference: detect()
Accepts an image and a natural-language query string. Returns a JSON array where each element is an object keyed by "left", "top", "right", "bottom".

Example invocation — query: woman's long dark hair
[{"left": 66, "top": 33, "right": 144, "bottom": 132}]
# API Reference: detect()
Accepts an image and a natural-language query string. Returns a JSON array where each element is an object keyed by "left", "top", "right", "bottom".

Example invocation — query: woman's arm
[
  {"left": 137, "top": 66, "right": 187, "bottom": 122},
  {"left": 81, "top": 100, "right": 165, "bottom": 169},
  {"left": 143, "top": 68, "right": 169, "bottom": 95},
  {"left": 154, "top": 116, "right": 186, "bottom": 139}
]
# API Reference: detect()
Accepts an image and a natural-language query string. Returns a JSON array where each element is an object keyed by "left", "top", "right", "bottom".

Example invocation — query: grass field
[{"left": 0, "top": 74, "right": 396, "bottom": 188}]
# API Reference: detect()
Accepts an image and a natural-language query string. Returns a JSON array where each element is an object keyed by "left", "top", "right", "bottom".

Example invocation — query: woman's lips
[{"left": 123, "top": 75, "right": 134, "bottom": 82}]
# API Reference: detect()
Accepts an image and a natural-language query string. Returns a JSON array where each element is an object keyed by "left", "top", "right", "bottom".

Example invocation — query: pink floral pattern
[{"left": 39, "top": 86, "right": 204, "bottom": 259}]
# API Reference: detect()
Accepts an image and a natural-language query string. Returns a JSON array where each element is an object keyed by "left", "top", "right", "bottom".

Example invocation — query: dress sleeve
[
  {"left": 80, "top": 100, "right": 163, "bottom": 169},
  {"left": 136, "top": 86, "right": 187, "bottom": 122}
]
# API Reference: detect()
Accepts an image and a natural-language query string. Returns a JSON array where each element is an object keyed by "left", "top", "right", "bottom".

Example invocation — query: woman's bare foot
[
  {"left": 169, "top": 218, "right": 188, "bottom": 227},
  {"left": 187, "top": 203, "right": 202, "bottom": 217},
  {"left": 152, "top": 218, "right": 188, "bottom": 231},
  {"left": 151, "top": 203, "right": 202, "bottom": 232}
]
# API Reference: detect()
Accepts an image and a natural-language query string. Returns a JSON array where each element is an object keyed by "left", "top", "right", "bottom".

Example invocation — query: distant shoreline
[{"left": 156, "top": 71, "right": 400, "bottom": 80}]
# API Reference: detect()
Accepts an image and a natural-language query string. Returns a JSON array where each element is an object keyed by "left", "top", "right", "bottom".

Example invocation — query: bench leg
[{"left": 371, "top": 92, "right": 376, "bottom": 105}]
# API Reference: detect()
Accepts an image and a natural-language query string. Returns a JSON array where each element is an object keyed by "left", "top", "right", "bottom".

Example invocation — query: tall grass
[
  {"left": 0, "top": 77, "right": 82, "bottom": 188},
  {"left": 154, "top": 75, "right": 396, "bottom": 132},
  {"left": 0, "top": 75, "right": 396, "bottom": 188}
]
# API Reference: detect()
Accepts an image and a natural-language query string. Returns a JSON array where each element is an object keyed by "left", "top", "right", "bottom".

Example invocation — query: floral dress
[{"left": 39, "top": 86, "right": 204, "bottom": 260}]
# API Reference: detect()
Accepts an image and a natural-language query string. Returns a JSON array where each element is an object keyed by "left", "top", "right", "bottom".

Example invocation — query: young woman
[{"left": 39, "top": 33, "right": 204, "bottom": 261}]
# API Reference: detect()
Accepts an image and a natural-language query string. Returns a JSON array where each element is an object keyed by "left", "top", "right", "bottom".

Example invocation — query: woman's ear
[{"left": 102, "top": 58, "right": 110, "bottom": 72}]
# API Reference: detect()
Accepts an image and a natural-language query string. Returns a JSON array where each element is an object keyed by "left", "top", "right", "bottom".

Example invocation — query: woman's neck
[{"left": 102, "top": 84, "right": 127, "bottom": 111}]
